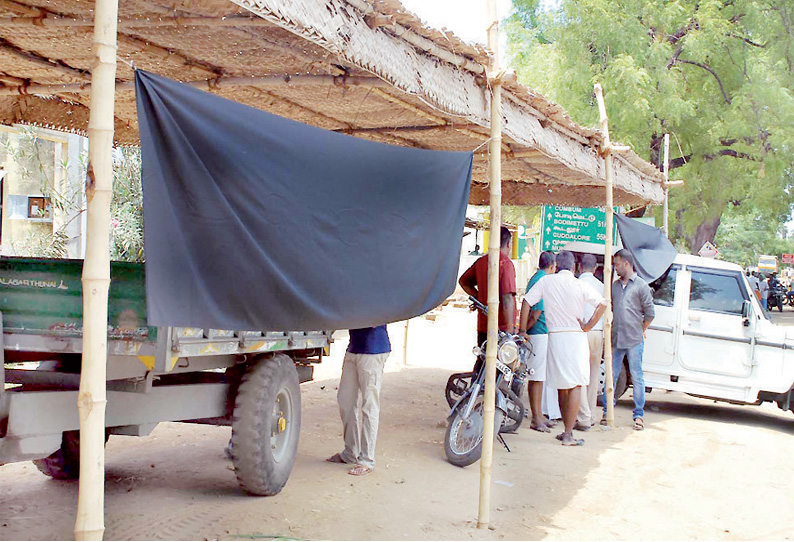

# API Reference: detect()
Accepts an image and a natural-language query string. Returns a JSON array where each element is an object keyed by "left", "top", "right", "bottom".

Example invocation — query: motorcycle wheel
[
  {"left": 500, "top": 389, "right": 526, "bottom": 434},
  {"left": 445, "top": 372, "right": 476, "bottom": 408},
  {"left": 444, "top": 397, "right": 505, "bottom": 468},
  {"left": 779, "top": 299, "right": 784, "bottom": 312}
]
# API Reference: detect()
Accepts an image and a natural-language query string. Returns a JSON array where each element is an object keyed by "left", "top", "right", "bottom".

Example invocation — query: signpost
[
  {"left": 698, "top": 241, "right": 719, "bottom": 259},
  {"left": 540, "top": 205, "right": 616, "bottom": 252},
  {"left": 782, "top": 253, "right": 794, "bottom": 265}
]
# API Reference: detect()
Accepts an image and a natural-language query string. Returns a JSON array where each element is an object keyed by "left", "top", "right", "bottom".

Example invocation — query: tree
[
  {"left": 714, "top": 205, "right": 794, "bottom": 267},
  {"left": 506, "top": 0, "right": 794, "bottom": 254},
  {"left": 110, "top": 147, "right": 144, "bottom": 262}
]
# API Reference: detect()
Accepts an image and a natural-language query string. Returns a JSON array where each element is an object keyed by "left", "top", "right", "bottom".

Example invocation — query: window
[
  {"left": 650, "top": 267, "right": 677, "bottom": 307},
  {"left": 7, "top": 194, "right": 52, "bottom": 221},
  {"left": 689, "top": 271, "right": 746, "bottom": 315}
]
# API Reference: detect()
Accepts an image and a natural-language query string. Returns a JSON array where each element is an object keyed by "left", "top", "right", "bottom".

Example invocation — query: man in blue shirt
[
  {"left": 327, "top": 325, "right": 390, "bottom": 475},
  {"left": 518, "top": 251, "right": 557, "bottom": 432}
]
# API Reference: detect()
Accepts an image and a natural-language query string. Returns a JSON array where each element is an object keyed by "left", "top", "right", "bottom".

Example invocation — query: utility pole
[{"left": 662, "top": 133, "right": 670, "bottom": 236}]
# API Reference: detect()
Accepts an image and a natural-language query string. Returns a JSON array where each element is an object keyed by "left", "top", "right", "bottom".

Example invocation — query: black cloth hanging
[{"left": 135, "top": 70, "right": 473, "bottom": 331}]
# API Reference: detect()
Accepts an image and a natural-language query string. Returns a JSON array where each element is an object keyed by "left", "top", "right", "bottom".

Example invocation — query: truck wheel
[
  {"left": 596, "top": 361, "right": 628, "bottom": 404},
  {"left": 33, "top": 430, "right": 110, "bottom": 480},
  {"left": 231, "top": 353, "right": 301, "bottom": 496},
  {"left": 33, "top": 430, "right": 81, "bottom": 479}
]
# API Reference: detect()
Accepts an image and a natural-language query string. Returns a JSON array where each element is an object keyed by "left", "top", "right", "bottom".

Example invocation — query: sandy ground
[{"left": 2, "top": 306, "right": 794, "bottom": 540}]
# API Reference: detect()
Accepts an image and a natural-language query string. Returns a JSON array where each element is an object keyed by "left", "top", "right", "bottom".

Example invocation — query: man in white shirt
[
  {"left": 575, "top": 254, "right": 604, "bottom": 430},
  {"left": 746, "top": 270, "right": 760, "bottom": 299},
  {"left": 523, "top": 251, "right": 607, "bottom": 446}
]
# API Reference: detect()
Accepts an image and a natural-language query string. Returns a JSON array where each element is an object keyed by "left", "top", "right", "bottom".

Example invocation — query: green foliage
[
  {"left": 506, "top": 0, "right": 794, "bottom": 256},
  {"left": 714, "top": 205, "right": 794, "bottom": 267},
  {"left": 110, "top": 147, "right": 144, "bottom": 262}
]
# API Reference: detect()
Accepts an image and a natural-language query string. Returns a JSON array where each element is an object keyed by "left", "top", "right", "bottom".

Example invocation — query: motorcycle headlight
[{"left": 498, "top": 340, "right": 520, "bottom": 370}]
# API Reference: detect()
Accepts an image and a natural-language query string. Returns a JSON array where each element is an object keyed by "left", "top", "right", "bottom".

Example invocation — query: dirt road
[{"left": 2, "top": 306, "right": 794, "bottom": 540}]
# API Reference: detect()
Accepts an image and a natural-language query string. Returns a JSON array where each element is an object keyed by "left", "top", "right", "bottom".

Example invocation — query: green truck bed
[{"left": 0, "top": 257, "right": 151, "bottom": 341}]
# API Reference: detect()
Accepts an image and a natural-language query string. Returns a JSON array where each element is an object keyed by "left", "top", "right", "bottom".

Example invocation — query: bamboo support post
[
  {"left": 662, "top": 133, "right": 670, "bottom": 236},
  {"left": 402, "top": 319, "right": 409, "bottom": 366},
  {"left": 74, "top": 0, "right": 118, "bottom": 537},
  {"left": 594, "top": 83, "right": 615, "bottom": 428},
  {"left": 478, "top": 0, "right": 501, "bottom": 530}
]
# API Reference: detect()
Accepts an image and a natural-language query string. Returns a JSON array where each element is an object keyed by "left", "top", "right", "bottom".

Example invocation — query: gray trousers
[
  {"left": 337, "top": 351, "right": 389, "bottom": 468},
  {"left": 577, "top": 329, "right": 604, "bottom": 426}
]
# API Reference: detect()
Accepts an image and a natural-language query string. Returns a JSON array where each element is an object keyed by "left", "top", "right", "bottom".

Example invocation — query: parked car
[{"left": 612, "top": 253, "right": 794, "bottom": 414}]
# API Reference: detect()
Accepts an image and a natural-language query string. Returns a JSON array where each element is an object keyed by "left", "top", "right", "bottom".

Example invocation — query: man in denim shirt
[
  {"left": 327, "top": 326, "right": 390, "bottom": 475},
  {"left": 604, "top": 249, "right": 654, "bottom": 430}
]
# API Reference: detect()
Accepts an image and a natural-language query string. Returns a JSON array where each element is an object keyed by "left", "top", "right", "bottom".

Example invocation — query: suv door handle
[{"left": 688, "top": 314, "right": 701, "bottom": 322}]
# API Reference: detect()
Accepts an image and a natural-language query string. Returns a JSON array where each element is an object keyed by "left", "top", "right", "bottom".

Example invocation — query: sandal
[
  {"left": 326, "top": 453, "right": 346, "bottom": 464},
  {"left": 348, "top": 464, "right": 372, "bottom": 476},
  {"left": 561, "top": 438, "right": 585, "bottom": 446},
  {"left": 600, "top": 415, "right": 608, "bottom": 426},
  {"left": 633, "top": 417, "right": 644, "bottom": 431}
]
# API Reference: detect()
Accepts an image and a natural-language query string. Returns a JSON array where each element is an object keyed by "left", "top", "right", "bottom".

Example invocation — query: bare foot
[
  {"left": 560, "top": 432, "right": 585, "bottom": 446},
  {"left": 326, "top": 453, "right": 346, "bottom": 464},
  {"left": 530, "top": 418, "right": 551, "bottom": 433}
]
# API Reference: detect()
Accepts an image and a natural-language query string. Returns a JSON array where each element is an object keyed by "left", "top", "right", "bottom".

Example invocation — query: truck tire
[
  {"left": 596, "top": 362, "right": 628, "bottom": 405},
  {"left": 231, "top": 353, "right": 301, "bottom": 496},
  {"left": 33, "top": 430, "right": 110, "bottom": 480},
  {"left": 33, "top": 430, "right": 81, "bottom": 479}
]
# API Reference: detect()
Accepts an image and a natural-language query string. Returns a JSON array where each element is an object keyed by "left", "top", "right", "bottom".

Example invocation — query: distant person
[
  {"left": 604, "top": 249, "right": 654, "bottom": 431},
  {"left": 459, "top": 226, "right": 517, "bottom": 352},
  {"left": 747, "top": 270, "right": 761, "bottom": 301},
  {"left": 523, "top": 251, "right": 606, "bottom": 446},
  {"left": 518, "top": 251, "right": 556, "bottom": 432},
  {"left": 575, "top": 254, "right": 604, "bottom": 430},
  {"left": 327, "top": 326, "right": 390, "bottom": 476},
  {"left": 759, "top": 274, "right": 770, "bottom": 314},
  {"left": 469, "top": 244, "right": 481, "bottom": 256}
]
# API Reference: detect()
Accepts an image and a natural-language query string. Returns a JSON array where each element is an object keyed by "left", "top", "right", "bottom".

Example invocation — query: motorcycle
[
  {"left": 768, "top": 284, "right": 785, "bottom": 312},
  {"left": 443, "top": 297, "right": 530, "bottom": 467},
  {"left": 785, "top": 287, "right": 794, "bottom": 307}
]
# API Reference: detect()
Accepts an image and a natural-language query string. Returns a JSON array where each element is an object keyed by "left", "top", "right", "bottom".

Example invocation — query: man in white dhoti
[{"left": 523, "top": 251, "right": 607, "bottom": 446}]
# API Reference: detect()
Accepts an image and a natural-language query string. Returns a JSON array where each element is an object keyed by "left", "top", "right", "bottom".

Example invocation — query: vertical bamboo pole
[
  {"left": 478, "top": 0, "right": 501, "bottom": 529},
  {"left": 662, "top": 133, "right": 670, "bottom": 236},
  {"left": 594, "top": 84, "right": 616, "bottom": 428},
  {"left": 75, "top": 0, "right": 118, "bottom": 538},
  {"left": 402, "top": 319, "right": 409, "bottom": 366}
]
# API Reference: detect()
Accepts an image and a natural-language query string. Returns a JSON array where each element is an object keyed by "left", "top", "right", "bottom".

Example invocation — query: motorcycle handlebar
[{"left": 468, "top": 295, "right": 488, "bottom": 315}]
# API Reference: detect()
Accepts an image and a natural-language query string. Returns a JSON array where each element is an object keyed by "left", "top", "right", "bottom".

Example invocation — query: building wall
[{"left": 0, "top": 125, "right": 87, "bottom": 258}]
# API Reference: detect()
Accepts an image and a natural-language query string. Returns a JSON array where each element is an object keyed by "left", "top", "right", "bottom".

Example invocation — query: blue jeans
[{"left": 603, "top": 341, "right": 645, "bottom": 420}]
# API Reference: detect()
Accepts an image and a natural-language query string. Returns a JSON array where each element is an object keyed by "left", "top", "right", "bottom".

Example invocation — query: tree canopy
[{"left": 506, "top": 0, "right": 794, "bottom": 258}]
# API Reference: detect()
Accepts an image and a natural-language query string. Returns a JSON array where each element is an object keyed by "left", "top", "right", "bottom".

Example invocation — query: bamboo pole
[
  {"left": 0, "top": 15, "right": 273, "bottom": 27},
  {"left": 402, "top": 319, "right": 409, "bottom": 366},
  {"left": 478, "top": 0, "right": 501, "bottom": 530},
  {"left": 662, "top": 133, "right": 670, "bottom": 236},
  {"left": 0, "top": 75, "right": 389, "bottom": 96},
  {"left": 594, "top": 83, "right": 616, "bottom": 428},
  {"left": 74, "top": 0, "right": 118, "bottom": 537}
]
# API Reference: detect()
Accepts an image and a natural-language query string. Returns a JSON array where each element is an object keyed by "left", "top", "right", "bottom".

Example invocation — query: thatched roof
[{"left": 0, "top": 0, "right": 665, "bottom": 207}]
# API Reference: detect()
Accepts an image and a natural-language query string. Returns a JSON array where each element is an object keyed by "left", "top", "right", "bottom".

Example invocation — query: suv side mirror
[{"left": 742, "top": 300, "right": 751, "bottom": 325}]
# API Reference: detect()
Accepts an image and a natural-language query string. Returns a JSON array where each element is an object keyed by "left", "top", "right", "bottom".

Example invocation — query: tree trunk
[{"left": 686, "top": 216, "right": 721, "bottom": 254}]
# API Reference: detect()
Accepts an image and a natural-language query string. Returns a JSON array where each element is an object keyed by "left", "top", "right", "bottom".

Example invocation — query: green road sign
[{"left": 540, "top": 205, "right": 616, "bottom": 252}]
